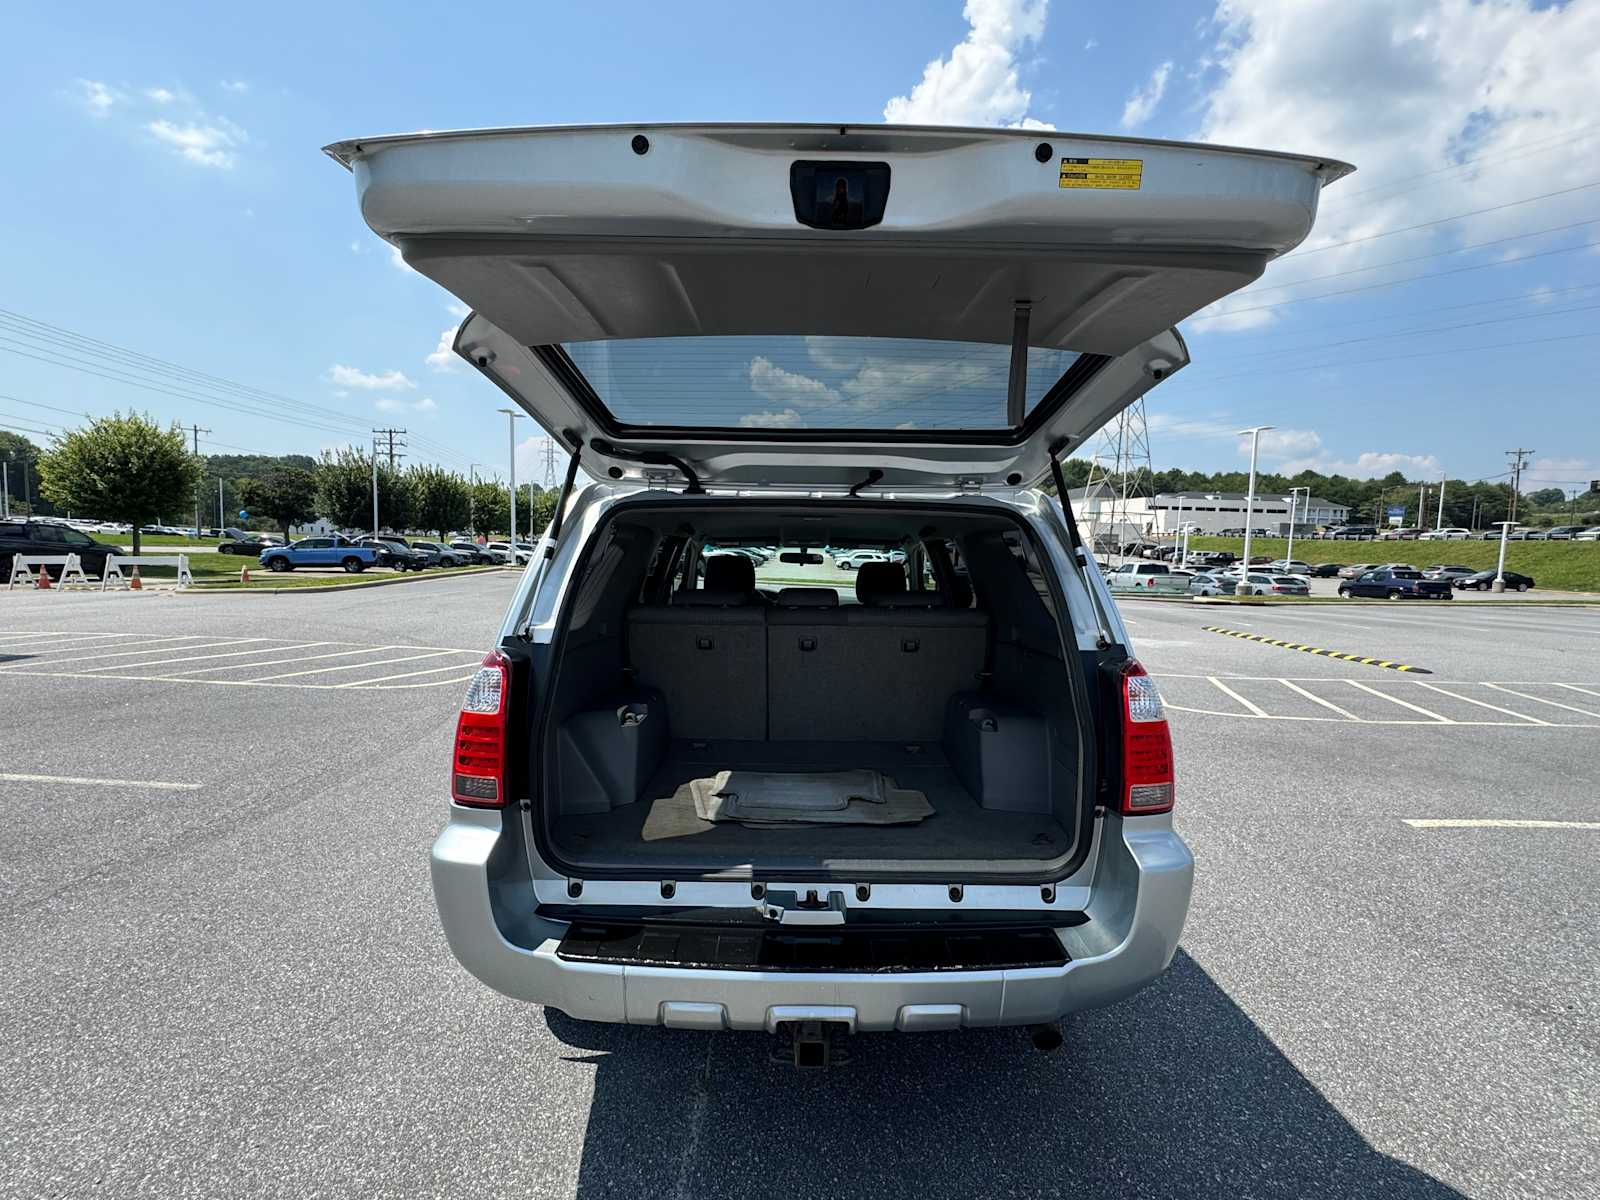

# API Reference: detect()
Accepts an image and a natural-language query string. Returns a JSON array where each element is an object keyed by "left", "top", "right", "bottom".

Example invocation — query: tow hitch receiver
[{"left": 778, "top": 1020, "right": 850, "bottom": 1069}]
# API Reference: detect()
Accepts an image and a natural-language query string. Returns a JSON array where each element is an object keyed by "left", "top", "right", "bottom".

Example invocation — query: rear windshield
[{"left": 561, "top": 336, "right": 1083, "bottom": 431}]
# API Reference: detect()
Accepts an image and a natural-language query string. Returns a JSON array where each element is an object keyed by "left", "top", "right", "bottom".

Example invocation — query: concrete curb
[{"left": 185, "top": 565, "right": 515, "bottom": 595}]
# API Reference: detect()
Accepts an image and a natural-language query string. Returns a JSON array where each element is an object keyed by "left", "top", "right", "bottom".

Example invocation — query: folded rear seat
[
  {"left": 627, "top": 585, "right": 767, "bottom": 741},
  {"left": 768, "top": 566, "right": 987, "bottom": 742}
]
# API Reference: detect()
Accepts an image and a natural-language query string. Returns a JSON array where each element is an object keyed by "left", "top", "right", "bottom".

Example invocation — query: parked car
[
  {"left": 1, "top": 519, "right": 119, "bottom": 581},
  {"left": 486, "top": 540, "right": 532, "bottom": 565},
  {"left": 1419, "top": 527, "right": 1472, "bottom": 540},
  {"left": 217, "top": 534, "right": 276, "bottom": 555},
  {"left": 335, "top": 121, "right": 1363, "bottom": 1044},
  {"left": 449, "top": 539, "right": 503, "bottom": 565},
  {"left": 1266, "top": 559, "right": 1311, "bottom": 575},
  {"left": 832, "top": 549, "right": 890, "bottom": 571},
  {"left": 1108, "top": 562, "right": 1191, "bottom": 594},
  {"left": 1188, "top": 571, "right": 1237, "bottom": 596},
  {"left": 1308, "top": 562, "right": 1344, "bottom": 577},
  {"left": 258, "top": 535, "right": 382, "bottom": 573},
  {"left": 1543, "top": 525, "right": 1588, "bottom": 540},
  {"left": 1379, "top": 527, "right": 1422, "bottom": 541},
  {"left": 1455, "top": 570, "right": 1535, "bottom": 592},
  {"left": 1337, "top": 562, "right": 1379, "bottom": 579},
  {"left": 1235, "top": 572, "right": 1309, "bottom": 596},
  {"left": 354, "top": 536, "right": 429, "bottom": 570},
  {"left": 410, "top": 540, "right": 470, "bottom": 567},
  {"left": 1574, "top": 527, "right": 1600, "bottom": 541},
  {"left": 1421, "top": 564, "right": 1477, "bottom": 582},
  {"left": 1337, "top": 567, "right": 1453, "bottom": 600},
  {"left": 1330, "top": 525, "right": 1377, "bottom": 540}
]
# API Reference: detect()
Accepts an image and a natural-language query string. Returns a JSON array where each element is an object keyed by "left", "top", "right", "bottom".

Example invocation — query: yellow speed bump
[{"left": 1201, "top": 626, "right": 1432, "bottom": 674}]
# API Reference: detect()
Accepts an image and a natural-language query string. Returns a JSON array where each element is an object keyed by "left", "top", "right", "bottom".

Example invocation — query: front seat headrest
[
  {"left": 774, "top": 587, "right": 839, "bottom": 608},
  {"left": 856, "top": 561, "right": 908, "bottom": 605},
  {"left": 703, "top": 554, "right": 756, "bottom": 595}
]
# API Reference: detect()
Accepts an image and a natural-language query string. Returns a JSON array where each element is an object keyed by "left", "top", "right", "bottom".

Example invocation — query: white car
[
  {"left": 486, "top": 540, "right": 531, "bottom": 565},
  {"left": 832, "top": 549, "right": 891, "bottom": 571},
  {"left": 1266, "top": 559, "right": 1311, "bottom": 575},
  {"left": 1420, "top": 527, "right": 1471, "bottom": 540},
  {"left": 330, "top": 120, "right": 1345, "bottom": 1050}
]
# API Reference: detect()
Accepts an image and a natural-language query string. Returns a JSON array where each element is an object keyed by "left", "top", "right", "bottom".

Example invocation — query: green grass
[
  {"left": 189, "top": 565, "right": 498, "bottom": 590},
  {"left": 1181, "top": 536, "right": 1600, "bottom": 593}
]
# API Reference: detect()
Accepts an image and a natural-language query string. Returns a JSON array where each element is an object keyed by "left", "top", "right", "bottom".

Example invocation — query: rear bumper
[{"left": 430, "top": 811, "right": 1194, "bottom": 1032}]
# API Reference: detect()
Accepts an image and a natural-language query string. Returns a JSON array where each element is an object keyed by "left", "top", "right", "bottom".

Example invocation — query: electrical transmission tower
[
  {"left": 542, "top": 438, "right": 558, "bottom": 489},
  {"left": 1081, "top": 399, "right": 1154, "bottom": 559},
  {"left": 372, "top": 427, "right": 408, "bottom": 470}
]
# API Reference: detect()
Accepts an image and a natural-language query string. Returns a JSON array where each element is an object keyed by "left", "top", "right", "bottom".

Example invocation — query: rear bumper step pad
[{"left": 556, "top": 921, "right": 1069, "bottom": 973}]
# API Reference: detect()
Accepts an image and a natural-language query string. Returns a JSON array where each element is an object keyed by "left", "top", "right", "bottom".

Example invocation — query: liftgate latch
[{"left": 755, "top": 889, "right": 847, "bottom": 925}]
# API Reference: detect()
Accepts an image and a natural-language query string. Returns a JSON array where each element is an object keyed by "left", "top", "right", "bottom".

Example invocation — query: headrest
[
  {"left": 775, "top": 587, "right": 839, "bottom": 608},
  {"left": 856, "top": 561, "right": 908, "bottom": 605},
  {"left": 870, "top": 590, "right": 948, "bottom": 608},
  {"left": 703, "top": 554, "right": 755, "bottom": 594},
  {"left": 672, "top": 588, "right": 748, "bottom": 607}
]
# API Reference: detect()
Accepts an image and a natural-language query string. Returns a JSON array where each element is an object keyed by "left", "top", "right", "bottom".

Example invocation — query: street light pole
[
  {"left": 1237, "top": 426, "right": 1274, "bottom": 576},
  {"left": 498, "top": 408, "right": 523, "bottom": 542},
  {"left": 1493, "top": 520, "right": 1513, "bottom": 592},
  {"left": 1174, "top": 493, "right": 1185, "bottom": 562},
  {"left": 1436, "top": 474, "right": 1447, "bottom": 530},
  {"left": 1286, "top": 485, "right": 1308, "bottom": 564}
]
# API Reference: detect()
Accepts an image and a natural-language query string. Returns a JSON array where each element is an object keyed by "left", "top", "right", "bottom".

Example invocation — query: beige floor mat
[{"left": 687, "top": 769, "right": 933, "bottom": 826}]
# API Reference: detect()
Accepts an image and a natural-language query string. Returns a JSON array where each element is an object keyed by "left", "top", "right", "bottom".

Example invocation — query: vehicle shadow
[{"left": 545, "top": 950, "right": 1464, "bottom": 1200}]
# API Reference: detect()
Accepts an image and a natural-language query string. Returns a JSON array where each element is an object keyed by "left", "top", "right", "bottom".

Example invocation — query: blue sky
[{"left": 2, "top": 0, "right": 1596, "bottom": 494}]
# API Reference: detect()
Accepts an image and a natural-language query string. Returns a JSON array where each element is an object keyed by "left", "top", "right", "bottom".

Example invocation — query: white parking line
[
  {"left": 1555, "top": 682, "right": 1600, "bottom": 699},
  {"left": 1279, "top": 678, "right": 1365, "bottom": 721},
  {"left": 249, "top": 649, "right": 464, "bottom": 681},
  {"left": 1403, "top": 818, "right": 1600, "bottom": 830},
  {"left": 1, "top": 637, "right": 261, "bottom": 671},
  {"left": 79, "top": 641, "right": 326, "bottom": 674},
  {"left": 357, "top": 674, "right": 479, "bottom": 690},
  {"left": 1345, "top": 680, "right": 1452, "bottom": 722},
  {"left": 1208, "top": 676, "right": 1269, "bottom": 718},
  {"left": 164, "top": 645, "right": 402, "bottom": 677},
  {"left": 1482, "top": 683, "right": 1600, "bottom": 719},
  {"left": 1410, "top": 681, "right": 1549, "bottom": 724},
  {"left": 0, "top": 634, "right": 209, "bottom": 663},
  {"left": 0, "top": 772, "right": 201, "bottom": 791},
  {"left": 335, "top": 661, "right": 480, "bottom": 687}
]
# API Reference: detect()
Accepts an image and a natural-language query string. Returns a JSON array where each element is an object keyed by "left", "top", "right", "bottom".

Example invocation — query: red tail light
[
  {"left": 1119, "top": 661, "right": 1174, "bottom": 815},
  {"left": 451, "top": 651, "right": 509, "bottom": 807}
]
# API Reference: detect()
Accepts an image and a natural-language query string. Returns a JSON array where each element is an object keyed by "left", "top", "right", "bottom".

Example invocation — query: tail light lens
[
  {"left": 1119, "top": 661, "right": 1174, "bottom": 815},
  {"left": 452, "top": 651, "right": 509, "bottom": 807}
]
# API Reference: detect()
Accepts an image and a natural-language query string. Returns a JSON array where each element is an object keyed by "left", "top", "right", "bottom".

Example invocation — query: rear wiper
[{"left": 847, "top": 468, "right": 884, "bottom": 497}]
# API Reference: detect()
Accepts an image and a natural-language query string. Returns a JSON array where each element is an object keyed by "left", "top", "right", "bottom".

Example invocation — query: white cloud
[
  {"left": 220, "top": 79, "right": 249, "bottom": 93},
  {"left": 76, "top": 79, "right": 123, "bottom": 116},
  {"left": 374, "top": 395, "right": 438, "bottom": 413},
  {"left": 1120, "top": 61, "right": 1172, "bottom": 129},
  {"left": 749, "top": 355, "right": 843, "bottom": 408},
  {"left": 883, "top": 0, "right": 1050, "bottom": 128},
  {"left": 349, "top": 241, "right": 363, "bottom": 254},
  {"left": 1279, "top": 449, "right": 1442, "bottom": 478},
  {"left": 145, "top": 86, "right": 178, "bottom": 104},
  {"left": 739, "top": 408, "right": 803, "bottom": 429},
  {"left": 1084, "top": 36, "right": 1098, "bottom": 51},
  {"left": 147, "top": 118, "right": 245, "bottom": 168},
  {"left": 1244, "top": 427, "right": 1323, "bottom": 460},
  {"left": 445, "top": 301, "right": 470, "bottom": 319},
  {"left": 1192, "top": 0, "right": 1600, "bottom": 331},
  {"left": 327, "top": 364, "right": 417, "bottom": 391},
  {"left": 425, "top": 328, "right": 459, "bottom": 371}
]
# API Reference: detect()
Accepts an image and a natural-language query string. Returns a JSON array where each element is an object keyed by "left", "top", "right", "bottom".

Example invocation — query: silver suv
[{"left": 330, "top": 122, "right": 1344, "bottom": 1052}]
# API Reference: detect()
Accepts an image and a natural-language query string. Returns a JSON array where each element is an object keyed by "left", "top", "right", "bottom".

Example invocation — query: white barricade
[
  {"left": 6, "top": 554, "right": 91, "bottom": 591},
  {"left": 101, "top": 554, "right": 194, "bottom": 590}
]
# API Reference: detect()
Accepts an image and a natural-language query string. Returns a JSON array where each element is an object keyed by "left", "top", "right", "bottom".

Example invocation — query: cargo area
[{"left": 531, "top": 501, "right": 1097, "bottom": 881}]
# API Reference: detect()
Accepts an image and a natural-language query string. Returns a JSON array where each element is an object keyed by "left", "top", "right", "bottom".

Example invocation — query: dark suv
[{"left": 0, "top": 520, "right": 119, "bottom": 581}]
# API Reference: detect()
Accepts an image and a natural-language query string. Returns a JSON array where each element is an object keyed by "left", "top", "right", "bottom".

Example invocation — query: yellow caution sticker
[{"left": 1059, "top": 157, "right": 1143, "bottom": 190}]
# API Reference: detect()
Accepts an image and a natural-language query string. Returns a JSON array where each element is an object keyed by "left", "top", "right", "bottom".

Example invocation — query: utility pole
[
  {"left": 370, "top": 437, "right": 380, "bottom": 537},
  {"left": 1287, "top": 486, "right": 1309, "bottom": 564},
  {"left": 1506, "top": 448, "right": 1534, "bottom": 524},
  {"left": 498, "top": 408, "right": 523, "bottom": 542},
  {"left": 2, "top": 460, "right": 8, "bottom": 519},
  {"left": 1416, "top": 481, "right": 1428, "bottom": 530},
  {"left": 1436, "top": 474, "right": 1447, "bottom": 530},
  {"left": 372, "top": 427, "right": 408, "bottom": 471},
  {"left": 217, "top": 478, "right": 224, "bottom": 530},
  {"left": 188, "top": 424, "right": 211, "bottom": 536}
]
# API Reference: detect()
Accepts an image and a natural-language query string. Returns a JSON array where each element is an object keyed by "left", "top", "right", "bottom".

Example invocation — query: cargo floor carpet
[{"left": 551, "top": 740, "right": 1069, "bottom": 871}]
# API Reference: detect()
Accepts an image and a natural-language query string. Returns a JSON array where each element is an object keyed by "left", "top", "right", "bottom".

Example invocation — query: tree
[
  {"left": 531, "top": 486, "right": 559, "bottom": 537},
  {"left": 240, "top": 468, "right": 319, "bottom": 544},
  {"left": 1527, "top": 486, "right": 1566, "bottom": 508},
  {"left": 316, "top": 448, "right": 415, "bottom": 533},
  {"left": 1, "top": 431, "right": 45, "bottom": 515},
  {"left": 409, "top": 464, "right": 472, "bottom": 538},
  {"left": 37, "top": 413, "right": 200, "bottom": 554},
  {"left": 469, "top": 479, "right": 510, "bottom": 536}
]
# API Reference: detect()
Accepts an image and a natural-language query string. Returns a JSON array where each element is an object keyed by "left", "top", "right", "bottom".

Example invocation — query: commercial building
[{"left": 1069, "top": 487, "right": 1351, "bottom": 539}]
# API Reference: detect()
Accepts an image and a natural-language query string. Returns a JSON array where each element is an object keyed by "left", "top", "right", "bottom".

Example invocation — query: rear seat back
[
  {"left": 628, "top": 603, "right": 767, "bottom": 741},
  {"left": 768, "top": 586, "right": 987, "bottom": 742}
]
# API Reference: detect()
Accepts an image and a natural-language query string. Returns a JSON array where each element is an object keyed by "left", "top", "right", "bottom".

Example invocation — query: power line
[
  {"left": 1331, "top": 123, "right": 1600, "bottom": 202},
  {"left": 372, "top": 427, "right": 407, "bottom": 469},
  {"left": 1188, "top": 239, "right": 1600, "bottom": 324},
  {"left": 1282, "top": 178, "right": 1600, "bottom": 259},
  {"left": 1506, "top": 448, "right": 1535, "bottom": 522}
]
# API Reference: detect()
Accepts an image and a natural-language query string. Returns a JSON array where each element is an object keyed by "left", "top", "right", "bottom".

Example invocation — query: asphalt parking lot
[{"left": 2, "top": 580, "right": 1596, "bottom": 1199}]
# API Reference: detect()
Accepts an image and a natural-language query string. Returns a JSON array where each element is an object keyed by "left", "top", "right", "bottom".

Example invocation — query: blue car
[{"left": 259, "top": 535, "right": 381, "bottom": 573}]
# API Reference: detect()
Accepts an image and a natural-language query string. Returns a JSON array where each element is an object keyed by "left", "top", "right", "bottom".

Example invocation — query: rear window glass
[{"left": 561, "top": 336, "right": 1083, "bottom": 431}]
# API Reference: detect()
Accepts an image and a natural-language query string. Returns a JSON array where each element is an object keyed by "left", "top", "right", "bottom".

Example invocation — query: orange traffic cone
[
  {"left": 240, "top": 565, "right": 251, "bottom": 584},
  {"left": 35, "top": 566, "right": 52, "bottom": 589},
  {"left": 129, "top": 565, "right": 142, "bottom": 590}
]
